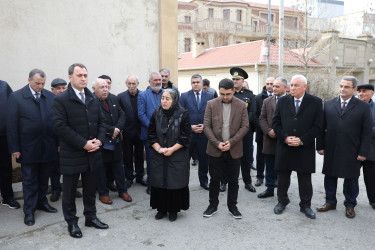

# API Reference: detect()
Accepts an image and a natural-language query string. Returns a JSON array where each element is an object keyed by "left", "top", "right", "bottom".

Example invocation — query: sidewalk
[{"left": 1, "top": 153, "right": 374, "bottom": 249}]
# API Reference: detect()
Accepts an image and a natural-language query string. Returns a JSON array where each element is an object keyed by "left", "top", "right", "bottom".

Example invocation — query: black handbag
[{"left": 103, "top": 135, "right": 120, "bottom": 151}]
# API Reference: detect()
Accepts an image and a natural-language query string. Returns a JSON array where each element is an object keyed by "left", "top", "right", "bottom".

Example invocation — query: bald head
[
  {"left": 266, "top": 77, "right": 275, "bottom": 93},
  {"left": 92, "top": 78, "right": 109, "bottom": 100}
]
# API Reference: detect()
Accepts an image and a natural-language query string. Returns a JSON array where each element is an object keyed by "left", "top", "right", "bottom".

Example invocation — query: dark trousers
[
  {"left": 190, "top": 134, "right": 209, "bottom": 185},
  {"left": 324, "top": 175, "right": 359, "bottom": 207},
  {"left": 256, "top": 138, "right": 265, "bottom": 179},
  {"left": 208, "top": 152, "right": 241, "bottom": 210},
  {"left": 97, "top": 160, "right": 127, "bottom": 196},
  {"left": 264, "top": 154, "right": 276, "bottom": 189},
  {"left": 50, "top": 159, "right": 61, "bottom": 194},
  {"left": 241, "top": 130, "right": 253, "bottom": 184},
  {"left": 123, "top": 135, "right": 144, "bottom": 181},
  {"left": 21, "top": 161, "right": 53, "bottom": 215},
  {"left": 249, "top": 132, "right": 254, "bottom": 164},
  {"left": 0, "top": 136, "right": 14, "bottom": 201},
  {"left": 62, "top": 169, "right": 97, "bottom": 225},
  {"left": 144, "top": 140, "right": 151, "bottom": 188},
  {"left": 362, "top": 160, "right": 375, "bottom": 203},
  {"left": 191, "top": 147, "right": 198, "bottom": 161},
  {"left": 277, "top": 170, "right": 312, "bottom": 209}
]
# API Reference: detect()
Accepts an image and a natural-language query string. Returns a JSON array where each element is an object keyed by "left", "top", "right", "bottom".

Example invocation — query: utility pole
[
  {"left": 279, "top": 0, "right": 284, "bottom": 76},
  {"left": 267, "top": 0, "right": 271, "bottom": 77}
]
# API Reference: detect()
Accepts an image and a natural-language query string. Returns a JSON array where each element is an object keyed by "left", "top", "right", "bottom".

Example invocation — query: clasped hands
[
  {"left": 284, "top": 136, "right": 302, "bottom": 147},
  {"left": 157, "top": 147, "right": 175, "bottom": 157},
  {"left": 84, "top": 138, "right": 102, "bottom": 152},
  {"left": 191, "top": 124, "right": 204, "bottom": 133},
  {"left": 218, "top": 141, "right": 231, "bottom": 151}
]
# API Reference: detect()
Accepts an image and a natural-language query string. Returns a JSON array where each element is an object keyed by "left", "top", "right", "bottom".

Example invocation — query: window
[
  {"left": 208, "top": 8, "right": 214, "bottom": 18},
  {"left": 252, "top": 20, "right": 258, "bottom": 32},
  {"left": 285, "top": 16, "right": 297, "bottom": 29},
  {"left": 236, "top": 10, "right": 242, "bottom": 22},
  {"left": 223, "top": 9, "right": 230, "bottom": 20},
  {"left": 260, "top": 13, "right": 275, "bottom": 22},
  {"left": 184, "top": 38, "right": 191, "bottom": 52},
  {"left": 184, "top": 16, "right": 191, "bottom": 23}
]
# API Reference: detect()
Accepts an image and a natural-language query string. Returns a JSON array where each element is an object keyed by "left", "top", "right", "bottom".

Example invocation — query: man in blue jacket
[
  {"left": 180, "top": 74, "right": 214, "bottom": 190},
  {"left": 7, "top": 69, "right": 58, "bottom": 226},
  {"left": 138, "top": 72, "right": 163, "bottom": 194}
]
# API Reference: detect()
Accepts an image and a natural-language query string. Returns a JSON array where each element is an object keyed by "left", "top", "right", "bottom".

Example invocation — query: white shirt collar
[
  {"left": 267, "top": 91, "right": 273, "bottom": 96},
  {"left": 29, "top": 84, "right": 38, "bottom": 96},
  {"left": 340, "top": 96, "right": 352, "bottom": 104},
  {"left": 72, "top": 86, "right": 85, "bottom": 100},
  {"left": 194, "top": 89, "right": 203, "bottom": 95},
  {"left": 294, "top": 93, "right": 305, "bottom": 103}
]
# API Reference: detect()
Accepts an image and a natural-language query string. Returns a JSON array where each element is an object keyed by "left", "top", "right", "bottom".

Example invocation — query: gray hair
[
  {"left": 191, "top": 74, "right": 202, "bottom": 81},
  {"left": 275, "top": 77, "right": 288, "bottom": 86},
  {"left": 342, "top": 76, "right": 358, "bottom": 88},
  {"left": 163, "top": 88, "right": 178, "bottom": 104},
  {"left": 291, "top": 74, "right": 307, "bottom": 84},
  {"left": 159, "top": 68, "right": 170, "bottom": 76},
  {"left": 29, "top": 69, "right": 46, "bottom": 79},
  {"left": 125, "top": 74, "right": 139, "bottom": 83},
  {"left": 68, "top": 63, "right": 87, "bottom": 75},
  {"left": 149, "top": 72, "right": 161, "bottom": 81}
]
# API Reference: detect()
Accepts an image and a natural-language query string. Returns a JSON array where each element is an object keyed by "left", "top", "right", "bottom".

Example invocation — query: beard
[{"left": 151, "top": 85, "right": 162, "bottom": 92}]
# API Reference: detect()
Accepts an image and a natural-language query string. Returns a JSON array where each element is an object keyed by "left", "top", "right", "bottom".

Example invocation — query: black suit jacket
[
  {"left": 118, "top": 90, "right": 141, "bottom": 137},
  {"left": 272, "top": 93, "right": 323, "bottom": 173}
]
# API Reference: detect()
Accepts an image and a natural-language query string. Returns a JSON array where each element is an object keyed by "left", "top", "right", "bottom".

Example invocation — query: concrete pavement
[{"left": 0, "top": 153, "right": 374, "bottom": 249}]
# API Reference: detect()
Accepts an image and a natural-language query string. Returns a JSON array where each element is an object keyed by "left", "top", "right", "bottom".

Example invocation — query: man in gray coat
[{"left": 316, "top": 76, "right": 373, "bottom": 218}]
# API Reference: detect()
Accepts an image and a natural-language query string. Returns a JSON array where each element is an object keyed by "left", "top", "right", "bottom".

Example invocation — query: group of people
[{"left": 0, "top": 63, "right": 374, "bottom": 239}]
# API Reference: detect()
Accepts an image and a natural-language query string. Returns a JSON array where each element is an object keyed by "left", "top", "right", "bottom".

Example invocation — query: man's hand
[
  {"left": 285, "top": 136, "right": 302, "bottom": 147},
  {"left": 84, "top": 139, "right": 102, "bottom": 152},
  {"left": 218, "top": 141, "right": 231, "bottom": 151},
  {"left": 268, "top": 129, "right": 276, "bottom": 138},
  {"left": 317, "top": 150, "right": 324, "bottom": 155},
  {"left": 192, "top": 124, "right": 204, "bottom": 133},
  {"left": 12, "top": 152, "right": 21, "bottom": 159},
  {"left": 112, "top": 128, "right": 120, "bottom": 138},
  {"left": 357, "top": 155, "right": 366, "bottom": 161},
  {"left": 163, "top": 147, "right": 174, "bottom": 157}
]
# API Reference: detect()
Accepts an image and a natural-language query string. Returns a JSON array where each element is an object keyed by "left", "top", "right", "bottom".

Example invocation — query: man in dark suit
[
  {"left": 7, "top": 69, "right": 58, "bottom": 226},
  {"left": 179, "top": 74, "right": 214, "bottom": 190},
  {"left": 258, "top": 77, "right": 288, "bottom": 198},
  {"left": 92, "top": 78, "right": 132, "bottom": 204},
  {"left": 51, "top": 63, "right": 108, "bottom": 238},
  {"left": 138, "top": 72, "right": 163, "bottom": 194},
  {"left": 357, "top": 84, "right": 375, "bottom": 210},
  {"left": 316, "top": 77, "right": 373, "bottom": 218},
  {"left": 203, "top": 78, "right": 249, "bottom": 219},
  {"left": 255, "top": 77, "right": 275, "bottom": 187},
  {"left": 272, "top": 74, "right": 323, "bottom": 219},
  {"left": 0, "top": 80, "right": 20, "bottom": 210},
  {"left": 118, "top": 74, "right": 146, "bottom": 188}
]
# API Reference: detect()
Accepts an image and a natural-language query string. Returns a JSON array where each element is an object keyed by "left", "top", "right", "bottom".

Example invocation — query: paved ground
[{"left": 0, "top": 152, "right": 374, "bottom": 249}]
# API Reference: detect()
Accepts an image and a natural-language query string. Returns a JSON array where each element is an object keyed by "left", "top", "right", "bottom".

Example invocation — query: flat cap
[
  {"left": 51, "top": 78, "right": 67, "bottom": 87},
  {"left": 357, "top": 84, "right": 374, "bottom": 91},
  {"left": 230, "top": 67, "right": 248, "bottom": 79}
]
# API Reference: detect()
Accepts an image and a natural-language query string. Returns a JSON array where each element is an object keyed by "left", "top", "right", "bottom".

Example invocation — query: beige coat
[{"left": 203, "top": 96, "right": 249, "bottom": 159}]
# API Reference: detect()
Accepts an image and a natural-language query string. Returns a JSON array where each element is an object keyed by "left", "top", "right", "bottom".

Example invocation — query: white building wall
[{"left": 0, "top": 0, "right": 160, "bottom": 94}]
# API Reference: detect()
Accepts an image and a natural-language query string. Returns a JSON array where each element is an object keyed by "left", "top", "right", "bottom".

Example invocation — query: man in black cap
[
  {"left": 51, "top": 78, "right": 67, "bottom": 95},
  {"left": 356, "top": 83, "right": 375, "bottom": 209},
  {"left": 221, "top": 67, "right": 256, "bottom": 193}
]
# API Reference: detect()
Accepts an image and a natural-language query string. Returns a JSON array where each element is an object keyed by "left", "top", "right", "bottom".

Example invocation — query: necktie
[
  {"left": 295, "top": 99, "right": 300, "bottom": 113},
  {"left": 103, "top": 99, "right": 110, "bottom": 112},
  {"left": 196, "top": 92, "right": 201, "bottom": 109},
  {"left": 341, "top": 101, "right": 347, "bottom": 112},
  {"left": 35, "top": 92, "right": 40, "bottom": 101},
  {"left": 276, "top": 96, "right": 279, "bottom": 104},
  {"left": 79, "top": 92, "right": 86, "bottom": 104},
  {"left": 269, "top": 94, "right": 272, "bottom": 97}
]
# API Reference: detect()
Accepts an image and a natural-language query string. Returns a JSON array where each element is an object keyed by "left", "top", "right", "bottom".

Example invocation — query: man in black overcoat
[
  {"left": 7, "top": 69, "right": 58, "bottom": 226},
  {"left": 316, "top": 76, "right": 373, "bottom": 218},
  {"left": 272, "top": 75, "right": 323, "bottom": 219},
  {"left": 51, "top": 63, "right": 108, "bottom": 238}
]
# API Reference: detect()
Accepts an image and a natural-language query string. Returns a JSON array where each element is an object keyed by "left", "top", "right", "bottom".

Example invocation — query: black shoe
[
  {"left": 203, "top": 205, "right": 218, "bottom": 217},
  {"left": 300, "top": 207, "right": 316, "bottom": 219},
  {"left": 68, "top": 224, "right": 82, "bottom": 238},
  {"left": 37, "top": 203, "right": 58, "bottom": 213},
  {"left": 200, "top": 183, "right": 209, "bottom": 190},
  {"left": 192, "top": 160, "right": 198, "bottom": 166},
  {"left": 108, "top": 182, "right": 117, "bottom": 192},
  {"left": 126, "top": 180, "right": 133, "bottom": 188},
  {"left": 24, "top": 214, "right": 35, "bottom": 226},
  {"left": 75, "top": 190, "right": 82, "bottom": 198},
  {"left": 245, "top": 183, "right": 256, "bottom": 193},
  {"left": 228, "top": 208, "right": 242, "bottom": 219},
  {"left": 257, "top": 189, "right": 274, "bottom": 198},
  {"left": 50, "top": 192, "right": 60, "bottom": 202},
  {"left": 169, "top": 212, "right": 177, "bottom": 222},
  {"left": 85, "top": 218, "right": 109, "bottom": 229},
  {"left": 219, "top": 183, "right": 226, "bottom": 192},
  {"left": 146, "top": 187, "right": 151, "bottom": 195},
  {"left": 255, "top": 178, "right": 263, "bottom": 187},
  {"left": 155, "top": 211, "right": 166, "bottom": 220},
  {"left": 136, "top": 178, "right": 147, "bottom": 187},
  {"left": 274, "top": 203, "right": 287, "bottom": 215},
  {"left": 250, "top": 163, "right": 256, "bottom": 170},
  {"left": 1, "top": 199, "right": 21, "bottom": 209}
]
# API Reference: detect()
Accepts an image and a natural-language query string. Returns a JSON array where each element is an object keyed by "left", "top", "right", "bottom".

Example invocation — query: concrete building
[
  {"left": 0, "top": 0, "right": 178, "bottom": 94},
  {"left": 178, "top": 0, "right": 305, "bottom": 55},
  {"left": 330, "top": 11, "right": 375, "bottom": 39},
  {"left": 289, "top": 0, "right": 344, "bottom": 18}
]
